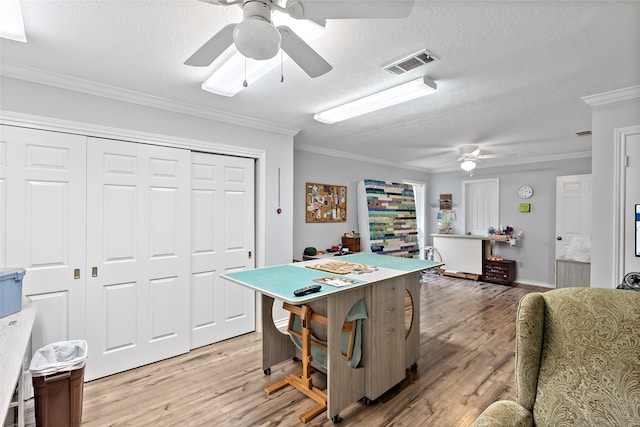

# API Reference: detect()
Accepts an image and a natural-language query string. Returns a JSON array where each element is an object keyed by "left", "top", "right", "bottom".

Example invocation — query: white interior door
[
  {"left": 464, "top": 178, "right": 499, "bottom": 235},
  {"left": 1, "top": 125, "right": 87, "bottom": 350},
  {"left": 555, "top": 174, "right": 592, "bottom": 258},
  {"left": 86, "top": 138, "right": 191, "bottom": 380},
  {"left": 190, "top": 152, "right": 255, "bottom": 349}
]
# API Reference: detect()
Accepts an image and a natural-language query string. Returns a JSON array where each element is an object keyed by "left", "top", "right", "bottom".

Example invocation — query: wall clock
[{"left": 518, "top": 185, "right": 534, "bottom": 199}]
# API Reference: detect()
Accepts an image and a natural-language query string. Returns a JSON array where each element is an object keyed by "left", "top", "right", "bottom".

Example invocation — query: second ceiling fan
[
  {"left": 457, "top": 145, "right": 503, "bottom": 171},
  {"left": 185, "top": 0, "right": 415, "bottom": 78}
]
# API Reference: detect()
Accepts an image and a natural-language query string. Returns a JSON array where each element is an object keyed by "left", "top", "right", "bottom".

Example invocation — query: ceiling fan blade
[
  {"left": 185, "top": 23, "right": 236, "bottom": 67},
  {"left": 291, "top": 0, "right": 414, "bottom": 20},
  {"left": 279, "top": 26, "right": 332, "bottom": 78}
]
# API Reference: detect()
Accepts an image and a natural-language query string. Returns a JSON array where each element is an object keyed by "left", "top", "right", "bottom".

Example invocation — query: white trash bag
[
  {"left": 29, "top": 340, "right": 88, "bottom": 377},
  {"left": 565, "top": 235, "right": 591, "bottom": 263}
]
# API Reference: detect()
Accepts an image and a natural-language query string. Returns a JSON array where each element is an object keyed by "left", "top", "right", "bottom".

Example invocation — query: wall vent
[{"left": 383, "top": 49, "right": 437, "bottom": 75}]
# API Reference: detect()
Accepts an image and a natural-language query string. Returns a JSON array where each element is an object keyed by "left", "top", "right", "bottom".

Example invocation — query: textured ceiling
[{"left": 1, "top": 0, "right": 639, "bottom": 171}]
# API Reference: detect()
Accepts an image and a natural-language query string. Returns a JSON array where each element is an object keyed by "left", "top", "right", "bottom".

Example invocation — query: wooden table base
[{"left": 265, "top": 370, "right": 327, "bottom": 423}]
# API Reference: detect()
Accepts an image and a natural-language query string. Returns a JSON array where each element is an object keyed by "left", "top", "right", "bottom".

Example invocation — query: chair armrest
[{"left": 470, "top": 400, "right": 533, "bottom": 427}]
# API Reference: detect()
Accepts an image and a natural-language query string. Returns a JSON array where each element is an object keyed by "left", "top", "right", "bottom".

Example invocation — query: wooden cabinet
[
  {"left": 483, "top": 259, "right": 516, "bottom": 285},
  {"left": 431, "top": 234, "right": 510, "bottom": 278},
  {"left": 362, "top": 280, "right": 405, "bottom": 400},
  {"left": 341, "top": 236, "right": 361, "bottom": 252}
]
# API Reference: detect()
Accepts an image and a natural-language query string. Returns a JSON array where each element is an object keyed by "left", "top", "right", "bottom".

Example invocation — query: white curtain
[{"left": 404, "top": 180, "right": 426, "bottom": 260}]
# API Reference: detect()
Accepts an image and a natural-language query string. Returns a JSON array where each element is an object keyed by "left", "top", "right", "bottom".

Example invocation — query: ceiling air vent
[{"left": 383, "top": 49, "right": 437, "bottom": 75}]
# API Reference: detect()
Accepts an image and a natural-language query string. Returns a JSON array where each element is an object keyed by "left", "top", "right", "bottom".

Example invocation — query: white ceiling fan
[
  {"left": 185, "top": 0, "right": 415, "bottom": 78},
  {"left": 457, "top": 145, "right": 502, "bottom": 171}
]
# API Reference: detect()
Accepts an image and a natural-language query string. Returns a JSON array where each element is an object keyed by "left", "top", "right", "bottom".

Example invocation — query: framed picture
[
  {"left": 306, "top": 182, "right": 347, "bottom": 223},
  {"left": 520, "top": 203, "right": 531, "bottom": 213},
  {"left": 439, "top": 194, "right": 452, "bottom": 210}
]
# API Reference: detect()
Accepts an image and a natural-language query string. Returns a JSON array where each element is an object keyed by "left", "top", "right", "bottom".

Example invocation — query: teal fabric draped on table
[{"left": 289, "top": 298, "right": 367, "bottom": 369}]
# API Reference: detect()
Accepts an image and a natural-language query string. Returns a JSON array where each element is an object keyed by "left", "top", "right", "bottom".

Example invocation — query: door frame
[{"left": 613, "top": 125, "right": 640, "bottom": 284}]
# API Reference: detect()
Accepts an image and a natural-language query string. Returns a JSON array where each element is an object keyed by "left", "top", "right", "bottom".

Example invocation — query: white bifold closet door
[
  {"left": 190, "top": 152, "right": 255, "bottom": 349},
  {"left": 1, "top": 126, "right": 88, "bottom": 353},
  {"left": 86, "top": 138, "right": 191, "bottom": 380},
  {"left": 2, "top": 126, "right": 256, "bottom": 382}
]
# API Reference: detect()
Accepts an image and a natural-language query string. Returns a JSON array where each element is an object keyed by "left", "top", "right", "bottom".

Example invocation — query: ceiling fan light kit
[
  {"left": 460, "top": 160, "right": 476, "bottom": 172},
  {"left": 233, "top": 17, "right": 282, "bottom": 60},
  {"left": 201, "top": 11, "right": 326, "bottom": 97},
  {"left": 314, "top": 75, "right": 437, "bottom": 124},
  {"left": 233, "top": 1, "right": 281, "bottom": 60}
]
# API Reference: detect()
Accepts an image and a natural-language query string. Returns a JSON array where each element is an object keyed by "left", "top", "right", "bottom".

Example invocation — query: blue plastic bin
[{"left": 0, "top": 268, "right": 26, "bottom": 318}]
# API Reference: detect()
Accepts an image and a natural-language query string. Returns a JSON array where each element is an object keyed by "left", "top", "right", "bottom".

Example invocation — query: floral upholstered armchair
[{"left": 471, "top": 287, "right": 640, "bottom": 427}]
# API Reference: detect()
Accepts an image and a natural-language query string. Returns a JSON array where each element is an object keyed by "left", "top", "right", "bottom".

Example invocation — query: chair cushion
[{"left": 533, "top": 288, "right": 640, "bottom": 426}]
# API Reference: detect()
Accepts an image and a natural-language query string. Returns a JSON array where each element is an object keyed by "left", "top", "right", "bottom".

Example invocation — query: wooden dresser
[{"left": 483, "top": 259, "right": 516, "bottom": 285}]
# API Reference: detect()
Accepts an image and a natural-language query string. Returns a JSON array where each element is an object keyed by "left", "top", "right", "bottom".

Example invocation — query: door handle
[{"left": 556, "top": 236, "right": 562, "bottom": 240}]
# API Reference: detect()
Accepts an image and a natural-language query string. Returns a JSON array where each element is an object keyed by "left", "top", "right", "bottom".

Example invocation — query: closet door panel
[
  {"left": 190, "top": 152, "right": 255, "bottom": 349},
  {"left": 1, "top": 125, "right": 87, "bottom": 349},
  {"left": 86, "top": 138, "right": 190, "bottom": 380}
]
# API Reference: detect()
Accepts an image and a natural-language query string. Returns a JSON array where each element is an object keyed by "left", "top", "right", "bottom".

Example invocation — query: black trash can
[{"left": 29, "top": 340, "right": 88, "bottom": 427}]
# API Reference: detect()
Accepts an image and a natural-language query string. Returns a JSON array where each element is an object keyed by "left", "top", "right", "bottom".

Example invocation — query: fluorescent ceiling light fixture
[
  {"left": 314, "top": 76, "right": 437, "bottom": 124},
  {"left": 461, "top": 160, "right": 476, "bottom": 172},
  {"left": 202, "top": 12, "right": 325, "bottom": 97},
  {"left": 0, "top": 0, "right": 26, "bottom": 42}
]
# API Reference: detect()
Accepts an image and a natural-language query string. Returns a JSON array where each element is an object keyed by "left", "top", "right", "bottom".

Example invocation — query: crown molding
[
  {"left": 0, "top": 63, "right": 300, "bottom": 137},
  {"left": 581, "top": 85, "right": 640, "bottom": 107},
  {"left": 430, "top": 151, "right": 593, "bottom": 173},
  {"left": 296, "top": 142, "right": 591, "bottom": 173},
  {"left": 294, "top": 143, "right": 428, "bottom": 172}
]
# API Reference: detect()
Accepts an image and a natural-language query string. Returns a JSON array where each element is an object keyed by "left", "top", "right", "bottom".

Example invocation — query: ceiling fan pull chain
[
  {"left": 280, "top": 50, "right": 284, "bottom": 83},
  {"left": 243, "top": 57, "right": 248, "bottom": 88}
]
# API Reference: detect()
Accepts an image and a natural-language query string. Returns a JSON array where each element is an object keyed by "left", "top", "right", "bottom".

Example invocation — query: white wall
[
  {"left": 588, "top": 93, "right": 640, "bottom": 288},
  {"left": 0, "top": 76, "right": 294, "bottom": 268},
  {"left": 293, "top": 150, "right": 429, "bottom": 260},
  {"left": 430, "top": 158, "right": 591, "bottom": 286}
]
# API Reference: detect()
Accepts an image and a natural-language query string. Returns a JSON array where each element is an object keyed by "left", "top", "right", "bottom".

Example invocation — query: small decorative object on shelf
[
  {"left": 483, "top": 258, "right": 516, "bottom": 285},
  {"left": 342, "top": 231, "right": 361, "bottom": 252}
]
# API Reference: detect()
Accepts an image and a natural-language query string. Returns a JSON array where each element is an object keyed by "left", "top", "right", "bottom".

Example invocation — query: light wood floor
[{"left": 23, "top": 274, "right": 549, "bottom": 427}]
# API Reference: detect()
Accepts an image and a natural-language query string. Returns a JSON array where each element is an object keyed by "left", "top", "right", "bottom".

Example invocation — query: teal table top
[{"left": 222, "top": 254, "right": 442, "bottom": 304}]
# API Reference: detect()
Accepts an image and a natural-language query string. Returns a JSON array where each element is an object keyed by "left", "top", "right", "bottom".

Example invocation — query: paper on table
[{"left": 313, "top": 276, "right": 357, "bottom": 287}]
